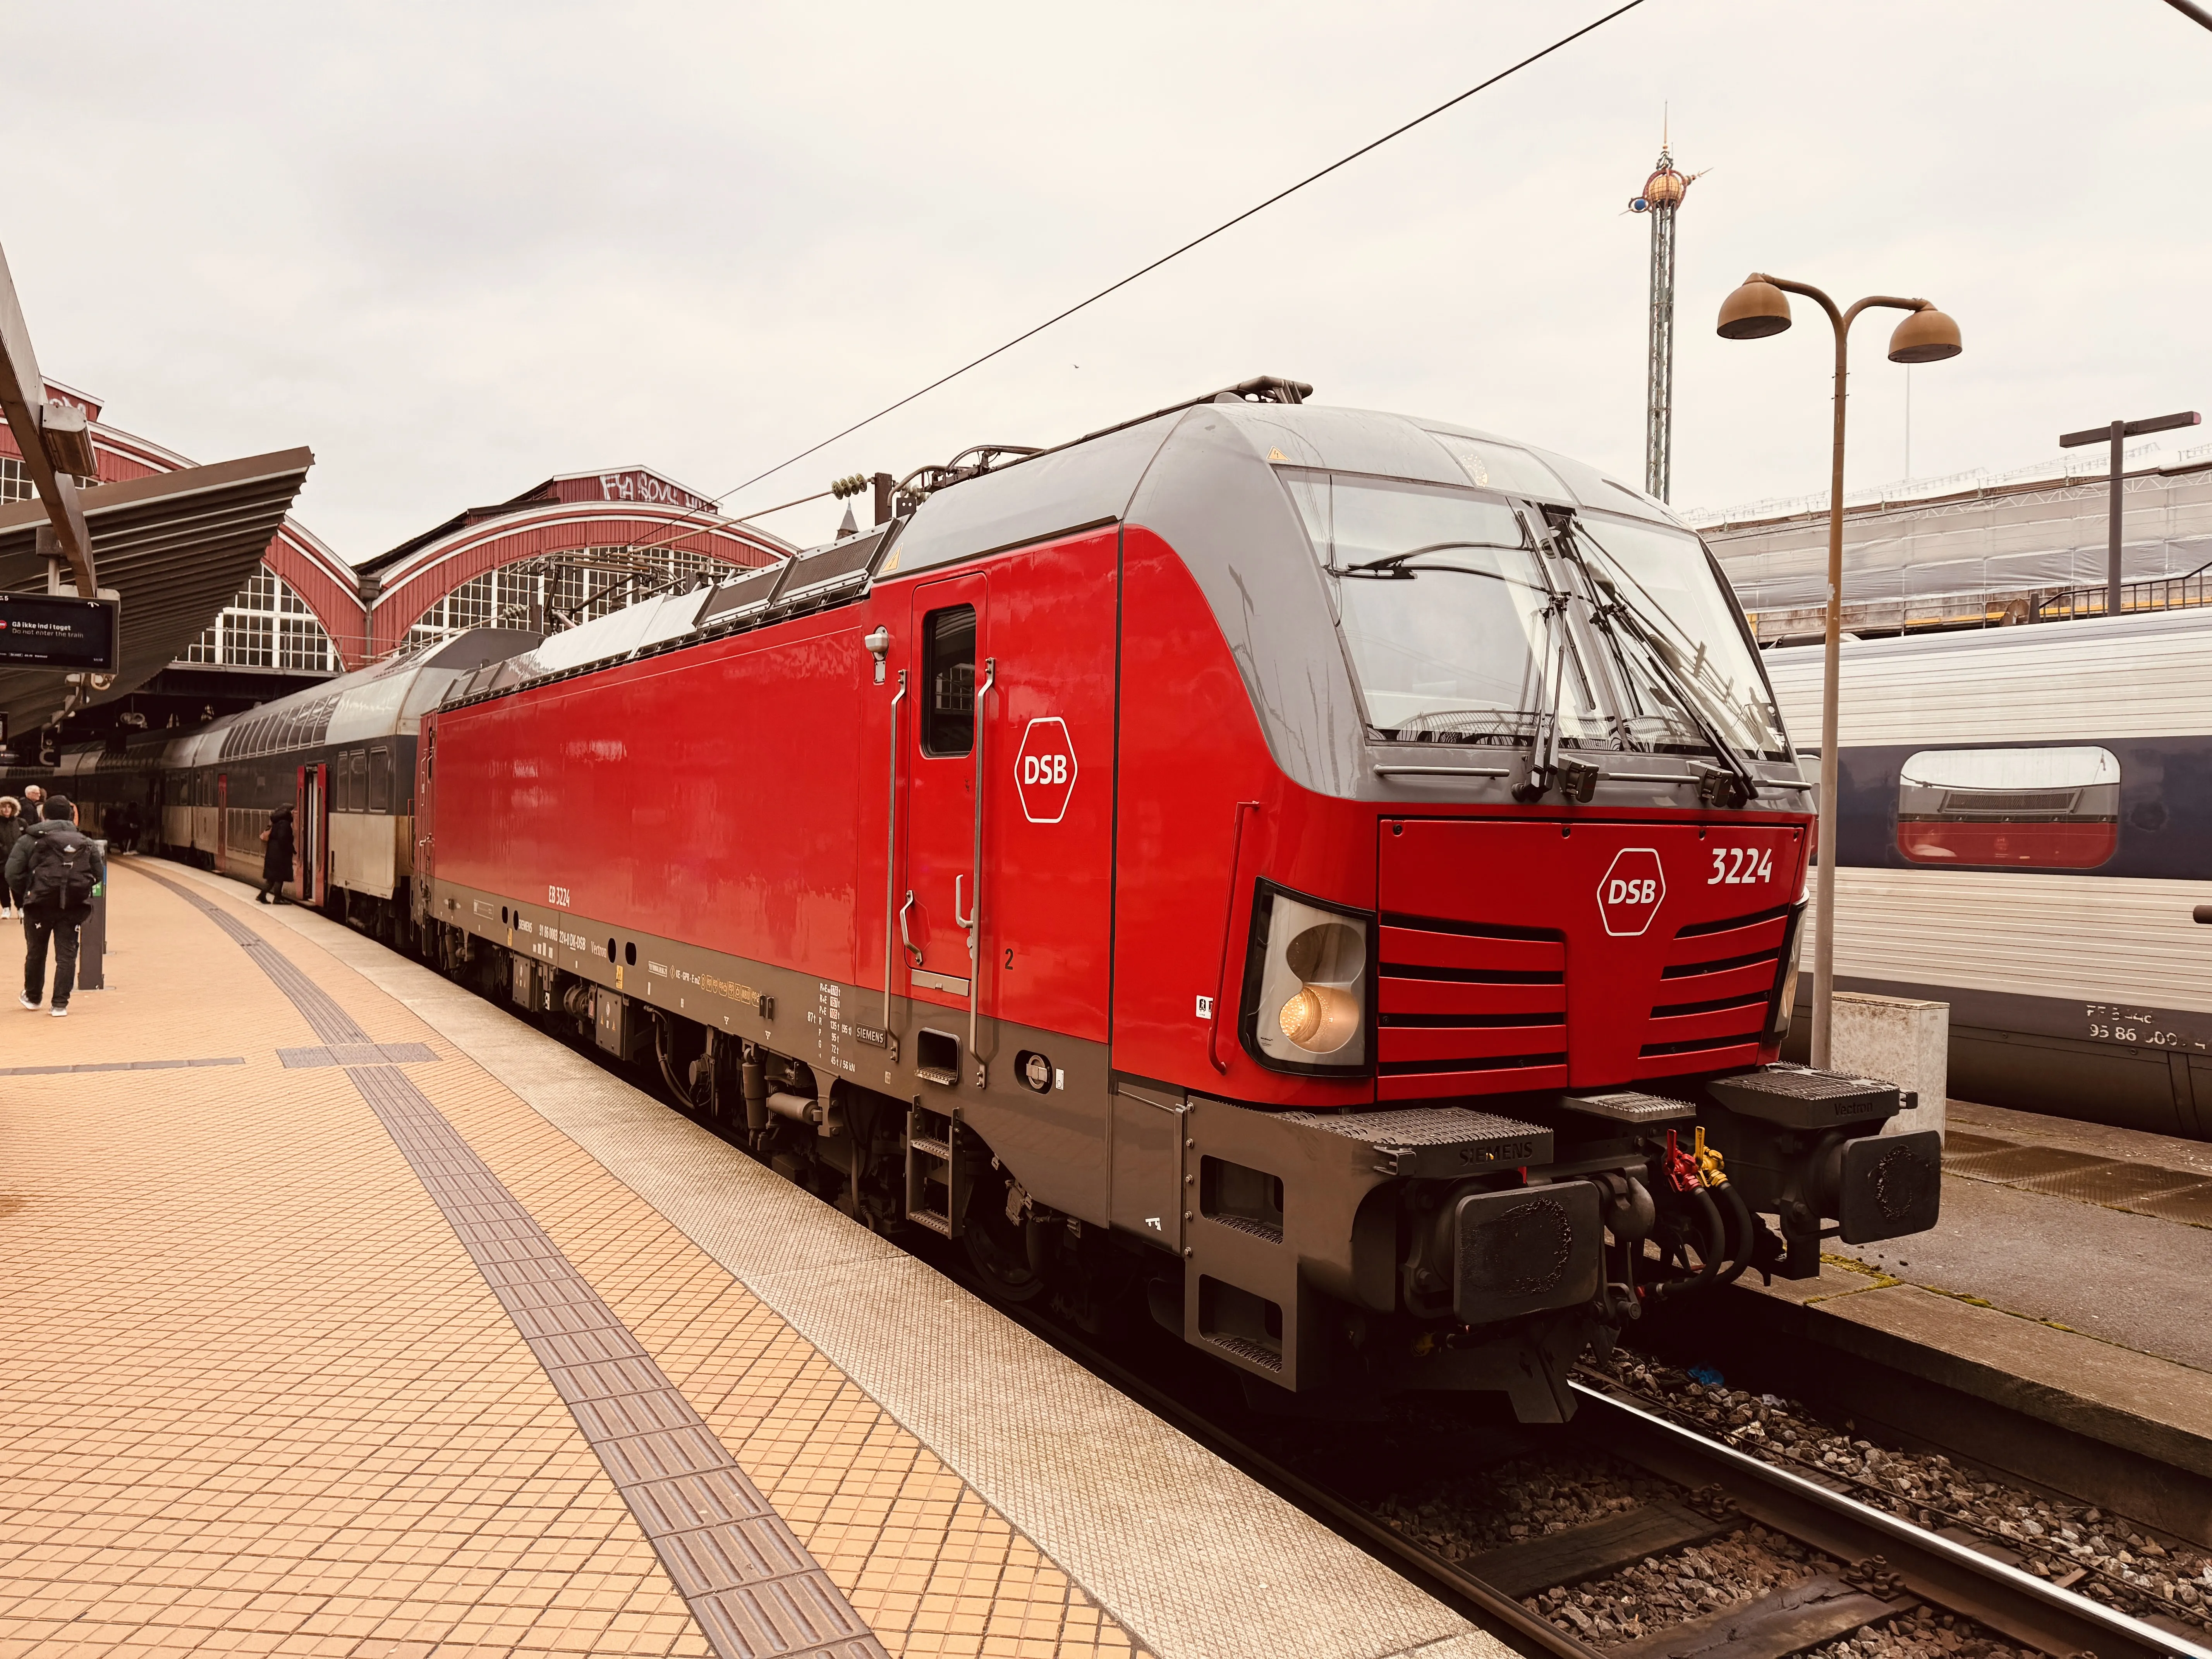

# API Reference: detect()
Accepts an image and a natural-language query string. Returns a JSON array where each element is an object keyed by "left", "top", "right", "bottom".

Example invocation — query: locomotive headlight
[{"left": 1242, "top": 883, "right": 1371, "bottom": 1073}]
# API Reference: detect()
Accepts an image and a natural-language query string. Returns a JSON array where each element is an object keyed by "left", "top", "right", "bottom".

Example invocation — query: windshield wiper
[
  {"left": 1504, "top": 587, "right": 1600, "bottom": 804},
  {"left": 1576, "top": 562, "right": 1760, "bottom": 807},
  {"left": 1338, "top": 539, "right": 1526, "bottom": 577}
]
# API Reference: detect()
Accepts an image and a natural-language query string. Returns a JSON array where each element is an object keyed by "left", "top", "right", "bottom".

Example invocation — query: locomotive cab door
[{"left": 901, "top": 575, "right": 993, "bottom": 1037}]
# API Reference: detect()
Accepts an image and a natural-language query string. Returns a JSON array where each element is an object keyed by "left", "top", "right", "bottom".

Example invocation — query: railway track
[{"left": 939, "top": 1270, "right": 2208, "bottom": 1659}]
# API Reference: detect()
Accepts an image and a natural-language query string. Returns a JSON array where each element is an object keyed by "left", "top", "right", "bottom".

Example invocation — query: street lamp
[{"left": 1716, "top": 273, "right": 1962, "bottom": 1071}]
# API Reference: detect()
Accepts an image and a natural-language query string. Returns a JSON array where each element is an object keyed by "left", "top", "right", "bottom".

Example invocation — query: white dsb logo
[
  {"left": 1013, "top": 717, "right": 1079, "bottom": 824},
  {"left": 1596, "top": 847, "right": 1667, "bottom": 937}
]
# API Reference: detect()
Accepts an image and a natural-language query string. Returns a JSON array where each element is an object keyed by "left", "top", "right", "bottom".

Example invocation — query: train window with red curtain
[
  {"left": 1896, "top": 746, "right": 2119, "bottom": 869},
  {"left": 922, "top": 606, "right": 976, "bottom": 757}
]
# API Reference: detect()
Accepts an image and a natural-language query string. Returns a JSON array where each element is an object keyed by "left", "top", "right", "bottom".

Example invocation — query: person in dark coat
[
  {"left": 258, "top": 805, "right": 295, "bottom": 905},
  {"left": 9, "top": 794, "right": 104, "bottom": 1017},
  {"left": 0, "top": 797, "right": 23, "bottom": 920}
]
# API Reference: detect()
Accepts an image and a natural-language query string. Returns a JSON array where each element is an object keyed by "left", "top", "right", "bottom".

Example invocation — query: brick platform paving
[{"left": 0, "top": 862, "right": 1145, "bottom": 1659}]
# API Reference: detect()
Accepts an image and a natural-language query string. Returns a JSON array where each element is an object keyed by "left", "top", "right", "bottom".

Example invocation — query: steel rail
[{"left": 1569, "top": 1379, "right": 2209, "bottom": 1659}]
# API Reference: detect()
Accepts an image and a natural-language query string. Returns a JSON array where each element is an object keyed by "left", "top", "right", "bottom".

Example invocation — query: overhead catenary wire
[{"left": 613, "top": 0, "right": 1653, "bottom": 565}]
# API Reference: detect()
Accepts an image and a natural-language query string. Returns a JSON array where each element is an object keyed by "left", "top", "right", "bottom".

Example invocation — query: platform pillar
[{"left": 1829, "top": 990, "right": 1948, "bottom": 1144}]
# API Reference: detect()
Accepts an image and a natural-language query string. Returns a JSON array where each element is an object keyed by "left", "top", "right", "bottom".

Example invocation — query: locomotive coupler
[{"left": 1694, "top": 1065, "right": 1943, "bottom": 1280}]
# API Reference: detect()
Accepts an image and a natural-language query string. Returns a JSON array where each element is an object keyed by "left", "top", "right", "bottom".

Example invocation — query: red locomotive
[{"left": 241, "top": 378, "right": 1955, "bottom": 1419}]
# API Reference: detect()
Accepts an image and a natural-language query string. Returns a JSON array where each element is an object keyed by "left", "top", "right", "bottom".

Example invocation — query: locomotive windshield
[
  {"left": 1281, "top": 468, "right": 1786, "bottom": 761},
  {"left": 1282, "top": 470, "right": 1607, "bottom": 746},
  {"left": 1568, "top": 514, "right": 1788, "bottom": 761}
]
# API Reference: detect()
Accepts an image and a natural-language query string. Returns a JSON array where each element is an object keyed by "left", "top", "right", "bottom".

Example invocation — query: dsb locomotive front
[{"left": 122, "top": 380, "right": 1946, "bottom": 1420}]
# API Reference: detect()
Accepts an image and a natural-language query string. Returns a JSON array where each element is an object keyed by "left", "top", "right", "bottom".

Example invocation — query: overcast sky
[{"left": 3, "top": 1, "right": 2207, "bottom": 558}]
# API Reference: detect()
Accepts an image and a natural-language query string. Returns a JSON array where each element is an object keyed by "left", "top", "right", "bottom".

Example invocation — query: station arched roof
[{"left": 356, "top": 468, "right": 793, "bottom": 658}]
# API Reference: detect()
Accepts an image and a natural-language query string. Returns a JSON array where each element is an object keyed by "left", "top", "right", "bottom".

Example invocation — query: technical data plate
[
  {"left": 1280, "top": 1106, "right": 1552, "bottom": 1179},
  {"left": 1707, "top": 1064, "right": 1902, "bottom": 1128},
  {"left": 1557, "top": 1089, "right": 1695, "bottom": 1125}
]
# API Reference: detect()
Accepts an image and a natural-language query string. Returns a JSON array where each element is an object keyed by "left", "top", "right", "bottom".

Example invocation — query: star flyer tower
[{"left": 1630, "top": 143, "right": 1698, "bottom": 502}]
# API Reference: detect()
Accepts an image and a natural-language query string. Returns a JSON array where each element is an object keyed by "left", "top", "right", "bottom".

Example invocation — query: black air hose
[
  {"left": 1649, "top": 1187, "right": 1726, "bottom": 1301},
  {"left": 1716, "top": 1182, "right": 1759, "bottom": 1286},
  {"left": 649, "top": 1012, "right": 690, "bottom": 1106}
]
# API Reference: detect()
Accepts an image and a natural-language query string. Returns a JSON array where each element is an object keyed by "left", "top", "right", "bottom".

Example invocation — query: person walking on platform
[
  {"left": 258, "top": 805, "right": 294, "bottom": 905},
  {"left": 0, "top": 797, "right": 23, "bottom": 920},
  {"left": 19, "top": 783, "right": 46, "bottom": 827},
  {"left": 8, "top": 795, "right": 104, "bottom": 1017}
]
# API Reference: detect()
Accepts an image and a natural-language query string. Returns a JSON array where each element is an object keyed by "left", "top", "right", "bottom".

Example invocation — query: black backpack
[{"left": 26, "top": 827, "right": 96, "bottom": 912}]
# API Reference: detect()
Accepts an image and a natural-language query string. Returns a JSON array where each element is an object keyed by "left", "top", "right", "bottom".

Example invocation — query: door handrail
[
  {"left": 968, "top": 657, "right": 996, "bottom": 1082},
  {"left": 883, "top": 669, "right": 907, "bottom": 1027}
]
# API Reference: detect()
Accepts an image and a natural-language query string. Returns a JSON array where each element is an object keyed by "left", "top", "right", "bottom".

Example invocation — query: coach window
[
  {"left": 1896, "top": 746, "right": 2119, "bottom": 869},
  {"left": 345, "top": 749, "right": 368, "bottom": 811},
  {"left": 368, "top": 747, "right": 392, "bottom": 813},
  {"left": 922, "top": 605, "right": 977, "bottom": 756}
]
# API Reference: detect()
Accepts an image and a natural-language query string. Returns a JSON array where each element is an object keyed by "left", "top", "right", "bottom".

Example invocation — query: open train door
[
  {"left": 215, "top": 773, "right": 228, "bottom": 874},
  {"left": 295, "top": 763, "right": 328, "bottom": 905}
]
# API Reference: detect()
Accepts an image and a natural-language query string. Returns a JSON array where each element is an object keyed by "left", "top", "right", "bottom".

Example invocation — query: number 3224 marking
[{"left": 1708, "top": 847, "right": 1773, "bottom": 886}]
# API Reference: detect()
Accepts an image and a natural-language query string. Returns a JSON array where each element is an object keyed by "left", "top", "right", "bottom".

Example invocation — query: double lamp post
[{"left": 1713, "top": 275, "right": 1962, "bottom": 1070}]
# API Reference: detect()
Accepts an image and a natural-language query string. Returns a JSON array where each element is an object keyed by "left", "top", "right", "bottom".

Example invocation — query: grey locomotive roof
[{"left": 888, "top": 403, "right": 1679, "bottom": 582}]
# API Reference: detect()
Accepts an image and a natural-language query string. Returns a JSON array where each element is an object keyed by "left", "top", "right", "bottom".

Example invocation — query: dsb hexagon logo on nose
[
  {"left": 1014, "top": 717, "right": 1079, "bottom": 824},
  {"left": 1597, "top": 847, "right": 1666, "bottom": 937}
]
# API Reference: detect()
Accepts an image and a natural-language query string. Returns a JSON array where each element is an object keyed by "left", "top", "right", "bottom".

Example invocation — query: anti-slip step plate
[
  {"left": 1280, "top": 1106, "right": 1551, "bottom": 1178},
  {"left": 1707, "top": 1065, "right": 1905, "bottom": 1128},
  {"left": 1558, "top": 1089, "right": 1695, "bottom": 1124}
]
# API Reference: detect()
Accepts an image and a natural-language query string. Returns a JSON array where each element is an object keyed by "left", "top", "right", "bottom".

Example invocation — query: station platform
[
  {"left": 0, "top": 858, "right": 1505, "bottom": 1659},
  {"left": 1705, "top": 1096, "right": 2212, "bottom": 1547}
]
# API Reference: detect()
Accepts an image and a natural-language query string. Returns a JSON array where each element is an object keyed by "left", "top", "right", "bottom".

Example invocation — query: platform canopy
[{"left": 0, "top": 446, "right": 313, "bottom": 742}]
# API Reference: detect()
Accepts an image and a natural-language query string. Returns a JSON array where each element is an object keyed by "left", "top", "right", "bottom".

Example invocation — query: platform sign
[{"left": 0, "top": 591, "right": 118, "bottom": 671}]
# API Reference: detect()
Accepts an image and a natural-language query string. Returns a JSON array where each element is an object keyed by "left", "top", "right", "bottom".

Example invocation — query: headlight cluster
[{"left": 1243, "top": 884, "right": 1370, "bottom": 1073}]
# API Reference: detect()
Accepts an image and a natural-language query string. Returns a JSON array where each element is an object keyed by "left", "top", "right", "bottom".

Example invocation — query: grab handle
[
  {"left": 898, "top": 890, "right": 923, "bottom": 969},
  {"left": 884, "top": 670, "right": 908, "bottom": 1023},
  {"left": 967, "top": 657, "right": 996, "bottom": 1079}
]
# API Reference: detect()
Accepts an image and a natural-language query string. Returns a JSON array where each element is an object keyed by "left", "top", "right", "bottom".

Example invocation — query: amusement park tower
[{"left": 1629, "top": 140, "right": 1698, "bottom": 501}]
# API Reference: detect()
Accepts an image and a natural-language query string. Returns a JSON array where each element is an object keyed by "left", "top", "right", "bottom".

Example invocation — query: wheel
[{"left": 963, "top": 1171, "right": 1048, "bottom": 1303}]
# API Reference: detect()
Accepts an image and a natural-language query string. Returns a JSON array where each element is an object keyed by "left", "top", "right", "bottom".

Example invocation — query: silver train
[
  {"left": 54, "top": 630, "right": 535, "bottom": 932},
  {"left": 1766, "top": 606, "right": 2212, "bottom": 1139}
]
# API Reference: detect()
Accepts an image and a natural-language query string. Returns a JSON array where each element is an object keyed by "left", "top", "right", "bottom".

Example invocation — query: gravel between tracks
[
  {"left": 1372, "top": 1452, "right": 1667, "bottom": 1561},
  {"left": 1588, "top": 1353, "right": 2212, "bottom": 1631}
]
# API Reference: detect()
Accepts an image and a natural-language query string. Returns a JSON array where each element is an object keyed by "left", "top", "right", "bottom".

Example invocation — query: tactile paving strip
[
  {"left": 139, "top": 865, "right": 890, "bottom": 1659},
  {"left": 1943, "top": 1130, "right": 2212, "bottom": 1231},
  {"left": 278, "top": 1041, "right": 441, "bottom": 1067}
]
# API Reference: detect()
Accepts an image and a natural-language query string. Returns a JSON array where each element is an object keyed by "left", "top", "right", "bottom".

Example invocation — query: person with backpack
[
  {"left": 258, "top": 805, "right": 294, "bottom": 904},
  {"left": 7, "top": 795, "right": 105, "bottom": 1017}
]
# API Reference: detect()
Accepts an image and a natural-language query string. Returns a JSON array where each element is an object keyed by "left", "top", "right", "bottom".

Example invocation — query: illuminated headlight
[{"left": 1242, "top": 883, "right": 1370, "bottom": 1073}]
